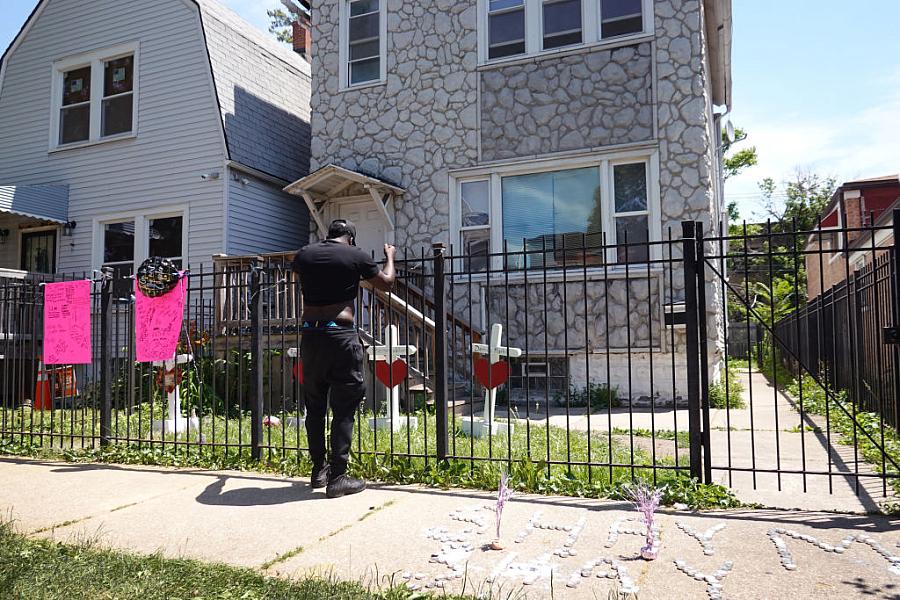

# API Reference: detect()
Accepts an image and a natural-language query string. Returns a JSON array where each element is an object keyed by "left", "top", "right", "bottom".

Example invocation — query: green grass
[
  {"left": 0, "top": 520, "right": 470, "bottom": 600},
  {"left": 611, "top": 427, "right": 691, "bottom": 448},
  {"left": 0, "top": 403, "right": 741, "bottom": 510}
]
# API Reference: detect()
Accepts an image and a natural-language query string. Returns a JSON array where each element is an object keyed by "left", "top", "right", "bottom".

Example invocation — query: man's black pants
[{"left": 301, "top": 329, "right": 365, "bottom": 478}]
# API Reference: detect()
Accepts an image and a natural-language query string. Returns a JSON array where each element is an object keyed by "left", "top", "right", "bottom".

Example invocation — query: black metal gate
[{"left": 684, "top": 210, "right": 900, "bottom": 501}]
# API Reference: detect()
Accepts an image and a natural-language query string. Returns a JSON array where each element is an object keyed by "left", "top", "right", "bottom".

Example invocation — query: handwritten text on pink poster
[
  {"left": 44, "top": 280, "right": 93, "bottom": 365},
  {"left": 135, "top": 276, "right": 187, "bottom": 363}
]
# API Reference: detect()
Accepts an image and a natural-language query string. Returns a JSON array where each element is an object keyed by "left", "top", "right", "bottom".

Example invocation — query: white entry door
[{"left": 336, "top": 200, "right": 387, "bottom": 258}]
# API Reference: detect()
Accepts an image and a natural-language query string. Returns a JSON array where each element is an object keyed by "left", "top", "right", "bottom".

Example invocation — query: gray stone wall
[
  {"left": 309, "top": 0, "right": 480, "bottom": 253},
  {"left": 480, "top": 43, "right": 654, "bottom": 161}
]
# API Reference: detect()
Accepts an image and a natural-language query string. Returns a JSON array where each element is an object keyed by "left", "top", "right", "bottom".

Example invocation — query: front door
[
  {"left": 336, "top": 200, "right": 387, "bottom": 258},
  {"left": 20, "top": 229, "right": 57, "bottom": 273}
]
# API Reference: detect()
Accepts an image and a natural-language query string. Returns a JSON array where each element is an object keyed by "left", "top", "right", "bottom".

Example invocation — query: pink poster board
[
  {"left": 134, "top": 276, "right": 187, "bottom": 363},
  {"left": 43, "top": 280, "right": 93, "bottom": 365}
]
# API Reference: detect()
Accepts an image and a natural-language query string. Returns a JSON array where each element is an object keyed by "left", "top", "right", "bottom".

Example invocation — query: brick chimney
[{"left": 292, "top": 13, "right": 311, "bottom": 60}]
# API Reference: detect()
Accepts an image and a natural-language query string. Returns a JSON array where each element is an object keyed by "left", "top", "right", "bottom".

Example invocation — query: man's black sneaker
[
  {"left": 326, "top": 475, "right": 366, "bottom": 498},
  {"left": 311, "top": 464, "right": 330, "bottom": 489}
]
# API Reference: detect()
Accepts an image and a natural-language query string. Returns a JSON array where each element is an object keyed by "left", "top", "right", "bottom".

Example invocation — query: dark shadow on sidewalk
[{"left": 196, "top": 476, "right": 316, "bottom": 507}]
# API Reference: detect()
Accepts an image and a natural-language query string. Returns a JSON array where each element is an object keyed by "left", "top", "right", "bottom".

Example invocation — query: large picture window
[
  {"left": 453, "top": 154, "right": 656, "bottom": 271},
  {"left": 481, "top": 0, "right": 649, "bottom": 62},
  {"left": 51, "top": 44, "right": 137, "bottom": 149}
]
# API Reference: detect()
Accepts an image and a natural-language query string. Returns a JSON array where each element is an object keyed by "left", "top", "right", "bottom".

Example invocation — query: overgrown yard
[{"left": 0, "top": 521, "right": 460, "bottom": 600}]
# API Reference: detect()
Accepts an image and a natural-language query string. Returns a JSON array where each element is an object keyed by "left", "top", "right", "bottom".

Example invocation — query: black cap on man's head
[{"left": 328, "top": 219, "right": 357, "bottom": 244}]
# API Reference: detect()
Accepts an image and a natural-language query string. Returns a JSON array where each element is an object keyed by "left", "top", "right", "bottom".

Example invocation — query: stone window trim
[
  {"left": 449, "top": 149, "right": 662, "bottom": 273},
  {"left": 476, "top": 0, "right": 653, "bottom": 65},
  {"left": 48, "top": 42, "right": 140, "bottom": 152},
  {"left": 338, "top": 0, "right": 387, "bottom": 91},
  {"left": 91, "top": 205, "right": 189, "bottom": 274}
]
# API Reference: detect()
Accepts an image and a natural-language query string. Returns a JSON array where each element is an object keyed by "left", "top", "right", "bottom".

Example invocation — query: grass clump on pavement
[{"left": 0, "top": 521, "right": 463, "bottom": 600}]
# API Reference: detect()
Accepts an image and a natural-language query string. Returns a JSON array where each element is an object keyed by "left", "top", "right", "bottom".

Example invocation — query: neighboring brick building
[{"left": 806, "top": 175, "right": 900, "bottom": 300}]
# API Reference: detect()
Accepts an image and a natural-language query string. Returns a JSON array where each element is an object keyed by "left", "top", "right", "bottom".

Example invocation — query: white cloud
[{"left": 726, "top": 70, "right": 900, "bottom": 218}]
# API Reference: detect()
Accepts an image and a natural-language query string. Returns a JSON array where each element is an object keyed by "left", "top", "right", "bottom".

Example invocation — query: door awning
[
  {"left": 0, "top": 185, "right": 69, "bottom": 223},
  {"left": 283, "top": 165, "right": 404, "bottom": 236}
]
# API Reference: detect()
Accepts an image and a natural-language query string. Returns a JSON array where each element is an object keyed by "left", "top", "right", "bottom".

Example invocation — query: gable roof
[
  {"left": 1, "top": 0, "right": 311, "bottom": 184},
  {"left": 195, "top": 0, "right": 312, "bottom": 183}
]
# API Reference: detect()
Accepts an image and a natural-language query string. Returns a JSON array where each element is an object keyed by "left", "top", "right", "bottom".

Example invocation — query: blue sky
[{"left": 3, "top": 0, "right": 899, "bottom": 219}]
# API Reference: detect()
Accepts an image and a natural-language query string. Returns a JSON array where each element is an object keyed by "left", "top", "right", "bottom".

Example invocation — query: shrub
[
  {"left": 708, "top": 363, "right": 745, "bottom": 409},
  {"left": 554, "top": 383, "right": 619, "bottom": 410}
]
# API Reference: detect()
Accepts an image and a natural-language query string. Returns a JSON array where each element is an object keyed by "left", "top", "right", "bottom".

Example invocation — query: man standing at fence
[{"left": 292, "top": 219, "right": 396, "bottom": 498}]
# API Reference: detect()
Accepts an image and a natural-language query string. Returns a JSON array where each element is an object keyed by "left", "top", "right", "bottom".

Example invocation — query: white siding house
[{"left": 0, "top": 0, "right": 311, "bottom": 277}]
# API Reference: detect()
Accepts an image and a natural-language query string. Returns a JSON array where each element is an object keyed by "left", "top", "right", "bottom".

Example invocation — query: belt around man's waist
[{"left": 302, "top": 319, "right": 356, "bottom": 331}]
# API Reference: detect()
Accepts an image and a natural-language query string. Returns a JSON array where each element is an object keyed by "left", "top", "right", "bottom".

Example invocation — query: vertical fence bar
[
  {"left": 892, "top": 209, "right": 900, "bottom": 433},
  {"left": 682, "top": 221, "right": 703, "bottom": 481},
  {"left": 432, "top": 243, "right": 448, "bottom": 463},
  {"left": 695, "top": 224, "right": 712, "bottom": 484},
  {"left": 249, "top": 261, "right": 263, "bottom": 461},
  {"left": 99, "top": 267, "right": 113, "bottom": 447}
]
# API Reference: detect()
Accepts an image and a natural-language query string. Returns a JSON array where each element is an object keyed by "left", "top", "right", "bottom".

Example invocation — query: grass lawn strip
[{"left": 0, "top": 521, "right": 468, "bottom": 600}]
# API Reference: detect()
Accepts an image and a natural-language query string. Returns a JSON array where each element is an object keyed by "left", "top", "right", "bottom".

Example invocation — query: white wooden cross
[
  {"left": 367, "top": 324, "right": 418, "bottom": 432},
  {"left": 462, "top": 323, "right": 522, "bottom": 438},
  {"left": 151, "top": 353, "right": 198, "bottom": 436}
]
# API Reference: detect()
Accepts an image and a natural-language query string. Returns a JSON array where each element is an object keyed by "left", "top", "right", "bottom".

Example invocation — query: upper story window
[
  {"left": 51, "top": 44, "right": 138, "bottom": 150},
  {"left": 489, "top": 0, "right": 526, "bottom": 59},
  {"left": 481, "top": 0, "right": 650, "bottom": 63},
  {"left": 343, "top": 0, "right": 385, "bottom": 87},
  {"left": 600, "top": 0, "right": 644, "bottom": 38}
]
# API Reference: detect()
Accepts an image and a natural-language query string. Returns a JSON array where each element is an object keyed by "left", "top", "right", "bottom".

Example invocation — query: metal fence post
[
  {"left": 695, "top": 224, "right": 712, "bottom": 484},
  {"left": 682, "top": 221, "right": 703, "bottom": 481},
  {"left": 99, "top": 267, "right": 113, "bottom": 447},
  {"left": 249, "top": 261, "right": 263, "bottom": 461},
  {"left": 432, "top": 243, "right": 448, "bottom": 463}
]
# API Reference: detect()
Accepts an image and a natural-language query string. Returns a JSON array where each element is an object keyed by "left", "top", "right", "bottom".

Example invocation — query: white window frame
[
  {"left": 339, "top": 0, "right": 387, "bottom": 91},
  {"left": 478, "top": 0, "right": 652, "bottom": 64},
  {"left": 449, "top": 149, "right": 661, "bottom": 271},
  {"left": 91, "top": 206, "right": 188, "bottom": 272},
  {"left": 49, "top": 42, "right": 139, "bottom": 152}
]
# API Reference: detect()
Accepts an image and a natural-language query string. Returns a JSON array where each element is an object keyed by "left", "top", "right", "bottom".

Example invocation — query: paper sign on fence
[
  {"left": 43, "top": 280, "right": 92, "bottom": 365},
  {"left": 135, "top": 276, "right": 187, "bottom": 363}
]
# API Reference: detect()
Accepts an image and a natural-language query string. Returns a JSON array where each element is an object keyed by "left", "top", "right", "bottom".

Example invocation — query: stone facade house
[{"left": 286, "top": 0, "right": 733, "bottom": 399}]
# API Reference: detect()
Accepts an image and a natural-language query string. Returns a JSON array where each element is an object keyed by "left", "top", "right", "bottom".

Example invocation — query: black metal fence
[
  {"left": 2, "top": 216, "right": 899, "bottom": 499},
  {"left": 1, "top": 232, "right": 700, "bottom": 488}
]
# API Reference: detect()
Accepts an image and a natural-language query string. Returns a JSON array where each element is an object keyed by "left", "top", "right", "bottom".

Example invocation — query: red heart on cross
[
  {"left": 474, "top": 357, "right": 509, "bottom": 390},
  {"left": 292, "top": 360, "right": 303, "bottom": 384},
  {"left": 375, "top": 359, "right": 408, "bottom": 388}
]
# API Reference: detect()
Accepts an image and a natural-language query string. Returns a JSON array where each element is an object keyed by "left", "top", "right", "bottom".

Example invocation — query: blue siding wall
[{"left": 226, "top": 170, "right": 309, "bottom": 256}]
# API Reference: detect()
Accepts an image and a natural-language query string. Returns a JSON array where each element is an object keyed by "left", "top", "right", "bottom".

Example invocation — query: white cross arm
[
  {"left": 152, "top": 353, "right": 194, "bottom": 368},
  {"left": 471, "top": 343, "right": 522, "bottom": 359},
  {"left": 368, "top": 345, "right": 417, "bottom": 359},
  {"left": 287, "top": 348, "right": 299, "bottom": 358}
]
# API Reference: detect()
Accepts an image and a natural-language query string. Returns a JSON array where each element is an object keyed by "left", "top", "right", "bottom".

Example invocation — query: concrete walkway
[{"left": 2, "top": 459, "right": 899, "bottom": 599}]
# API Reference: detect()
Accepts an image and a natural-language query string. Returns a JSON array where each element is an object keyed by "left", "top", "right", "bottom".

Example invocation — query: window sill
[
  {"left": 49, "top": 133, "right": 136, "bottom": 154},
  {"left": 339, "top": 79, "right": 386, "bottom": 93},
  {"left": 451, "top": 263, "right": 665, "bottom": 284},
  {"left": 477, "top": 32, "right": 654, "bottom": 71}
]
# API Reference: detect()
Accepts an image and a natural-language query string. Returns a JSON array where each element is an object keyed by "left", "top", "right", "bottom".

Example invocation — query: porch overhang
[
  {"left": 0, "top": 185, "right": 69, "bottom": 224},
  {"left": 283, "top": 165, "right": 405, "bottom": 236}
]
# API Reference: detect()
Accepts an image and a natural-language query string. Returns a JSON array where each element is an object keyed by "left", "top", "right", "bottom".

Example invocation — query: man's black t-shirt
[{"left": 292, "top": 240, "right": 380, "bottom": 306}]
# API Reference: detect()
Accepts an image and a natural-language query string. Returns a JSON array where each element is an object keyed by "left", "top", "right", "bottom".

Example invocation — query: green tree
[
  {"left": 268, "top": 1, "right": 308, "bottom": 44},
  {"left": 722, "top": 127, "right": 758, "bottom": 181}
]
